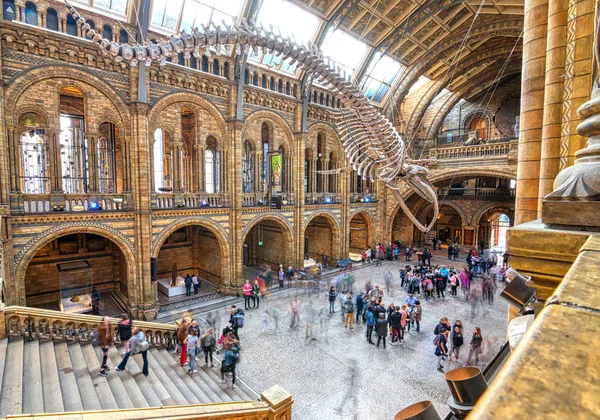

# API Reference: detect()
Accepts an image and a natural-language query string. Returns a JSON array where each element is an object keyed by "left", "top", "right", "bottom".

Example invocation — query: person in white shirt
[{"left": 192, "top": 274, "right": 200, "bottom": 295}]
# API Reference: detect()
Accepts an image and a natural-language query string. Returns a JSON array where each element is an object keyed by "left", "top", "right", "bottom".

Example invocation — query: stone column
[
  {"left": 86, "top": 132, "right": 100, "bottom": 193},
  {"left": 293, "top": 106, "right": 306, "bottom": 268},
  {"left": 5, "top": 125, "right": 19, "bottom": 193},
  {"left": 48, "top": 128, "right": 62, "bottom": 193},
  {"left": 515, "top": 0, "right": 549, "bottom": 224},
  {"left": 229, "top": 120, "right": 244, "bottom": 294},
  {"left": 538, "top": 0, "right": 568, "bottom": 208},
  {"left": 310, "top": 158, "right": 317, "bottom": 193},
  {"left": 172, "top": 144, "right": 184, "bottom": 193}
]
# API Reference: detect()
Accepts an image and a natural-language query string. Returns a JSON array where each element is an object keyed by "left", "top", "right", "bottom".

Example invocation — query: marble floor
[{"left": 199, "top": 256, "right": 508, "bottom": 419}]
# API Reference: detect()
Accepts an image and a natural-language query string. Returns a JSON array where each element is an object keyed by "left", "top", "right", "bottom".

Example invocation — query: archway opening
[
  {"left": 418, "top": 205, "right": 463, "bottom": 246},
  {"left": 349, "top": 213, "right": 371, "bottom": 254},
  {"left": 243, "top": 219, "right": 290, "bottom": 275},
  {"left": 305, "top": 216, "right": 335, "bottom": 267},
  {"left": 24, "top": 232, "right": 129, "bottom": 316},
  {"left": 155, "top": 225, "right": 223, "bottom": 300},
  {"left": 477, "top": 210, "right": 512, "bottom": 252}
]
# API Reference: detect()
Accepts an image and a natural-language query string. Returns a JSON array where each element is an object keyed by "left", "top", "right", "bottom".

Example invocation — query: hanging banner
[{"left": 270, "top": 153, "right": 283, "bottom": 195}]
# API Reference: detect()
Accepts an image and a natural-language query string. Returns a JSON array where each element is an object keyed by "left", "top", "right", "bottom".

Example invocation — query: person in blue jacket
[{"left": 365, "top": 306, "right": 376, "bottom": 345}]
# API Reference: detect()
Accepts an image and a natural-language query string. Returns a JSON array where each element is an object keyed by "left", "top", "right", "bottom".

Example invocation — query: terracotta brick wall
[{"left": 196, "top": 231, "right": 222, "bottom": 283}]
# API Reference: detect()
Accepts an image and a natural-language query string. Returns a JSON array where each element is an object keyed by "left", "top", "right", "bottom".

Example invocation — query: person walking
[
  {"left": 328, "top": 286, "right": 337, "bottom": 314},
  {"left": 343, "top": 293, "right": 354, "bottom": 329},
  {"left": 201, "top": 328, "right": 216, "bottom": 367},
  {"left": 91, "top": 287, "right": 101, "bottom": 315},
  {"left": 464, "top": 327, "right": 483, "bottom": 366},
  {"left": 390, "top": 307, "right": 402, "bottom": 345},
  {"left": 289, "top": 296, "right": 300, "bottom": 329},
  {"left": 98, "top": 316, "right": 114, "bottom": 377},
  {"left": 435, "top": 328, "right": 449, "bottom": 372},
  {"left": 219, "top": 343, "right": 239, "bottom": 390},
  {"left": 177, "top": 320, "right": 189, "bottom": 366},
  {"left": 252, "top": 279, "right": 261, "bottom": 308},
  {"left": 355, "top": 293, "right": 365, "bottom": 324},
  {"left": 232, "top": 308, "right": 245, "bottom": 339},
  {"left": 450, "top": 271, "right": 460, "bottom": 297},
  {"left": 192, "top": 274, "right": 200, "bottom": 295},
  {"left": 375, "top": 313, "right": 388, "bottom": 348},
  {"left": 243, "top": 279, "right": 252, "bottom": 310},
  {"left": 413, "top": 300, "right": 422, "bottom": 332},
  {"left": 115, "top": 327, "right": 149, "bottom": 376},
  {"left": 185, "top": 328, "right": 200, "bottom": 373},
  {"left": 278, "top": 267, "right": 285, "bottom": 290},
  {"left": 304, "top": 301, "right": 316, "bottom": 340},
  {"left": 184, "top": 274, "right": 192, "bottom": 296},
  {"left": 448, "top": 243, "right": 454, "bottom": 260},
  {"left": 118, "top": 314, "right": 132, "bottom": 355},
  {"left": 450, "top": 324, "right": 464, "bottom": 362},
  {"left": 365, "top": 306, "right": 376, "bottom": 344}
]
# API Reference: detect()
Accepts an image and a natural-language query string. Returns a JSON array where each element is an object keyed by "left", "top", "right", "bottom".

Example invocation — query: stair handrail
[{"left": 1, "top": 306, "right": 177, "bottom": 347}]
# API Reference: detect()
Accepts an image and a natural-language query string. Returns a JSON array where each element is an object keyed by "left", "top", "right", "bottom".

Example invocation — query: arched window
[
  {"left": 189, "top": 54, "right": 197, "bottom": 69},
  {"left": 213, "top": 59, "right": 220, "bottom": 76},
  {"left": 313, "top": 91, "right": 317, "bottom": 103},
  {"left": 261, "top": 75, "right": 267, "bottom": 89},
  {"left": 261, "top": 123, "right": 270, "bottom": 192},
  {"left": 468, "top": 115, "right": 488, "bottom": 141},
  {"left": 223, "top": 62, "right": 230, "bottom": 79},
  {"left": 59, "top": 86, "right": 87, "bottom": 194},
  {"left": 270, "top": 77, "right": 275, "bottom": 91},
  {"left": 304, "top": 149, "right": 313, "bottom": 193},
  {"left": 119, "top": 29, "right": 128, "bottom": 44},
  {"left": 326, "top": 95, "right": 330, "bottom": 107},
  {"left": 285, "top": 82, "right": 290, "bottom": 96},
  {"left": 46, "top": 8, "right": 58, "bottom": 31},
  {"left": 153, "top": 128, "right": 166, "bottom": 192},
  {"left": 252, "top": 73, "right": 258, "bottom": 86},
  {"left": 319, "top": 92, "right": 324, "bottom": 105},
  {"left": 3, "top": 0, "right": 15, "bottom": 21},
  {"left": 316, "top": 133, "right": 326, "bottom": 192},
  {"left": 66, "top": 14, "right": 78, "bottom": 36},
  {"left": 24, "top": 1, "right": 37, "bottom": 26},
  {"left": 98, "top": 122, "right": 116, "bottom": 193},
  {"left": 244, "top": 68, "right": 249, "bottom": 84},
  {"left": 85, "top": 19, "right": 95, "bottom": 31},
  {"left": 328, "top": 152, "right": 337, "bottom": 193},
  {"left": 19, "top": 112, "right": 50, "bottom": 194},
  {"left": 278, "top": 145, "right": 286, "bottom": 193},
  {"left": 277, "top": 80, "right": 283, "bottom": 93},
  {"left": 202, "top": 56, "right": 209, "bottom": 72},
  {"left": 242, "top": 140, "right": 254, "bottom": 193},
  {"left": 205, "top": 136, "right": 219, "bottom": 193},
  {"left": 102, "top": 24, "right": 112, "bottom": 40},
  {"left": 177, "top": 53, "right": 185, "bottom": 66}
]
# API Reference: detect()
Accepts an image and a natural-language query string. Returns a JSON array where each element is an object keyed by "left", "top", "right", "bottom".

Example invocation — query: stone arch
[
  {"left": 471, "top": 202, "right": 515, "bottom": 226},
  {"left": 147, "top": 92, "right": 228, "bottom": 142},
  {"left": 242, "top": 213, "right": 294, "bottom": 241},
  {"left": 4, "top": 65, "right": 129, "bottom": 127},
  {"left": 14, "top": 222, "right": 137, "bottom": 306},
  {"left": 151, "top": 216, "right": 230, "bottom": 258},
  {"left": 304, "top": 210, "right": 342, "bottom": 259},
  {"left": 349, "top": 210, "right": 374, "bottom": 251},
  {"left": 419, "top": 201, "right": 469, "bottom": 227},
  {"left": 242, "top": 110, "right": 294, "bottom": 151},
  {"left": 427, "top": 168, "right": 517, "bottom": 185}
]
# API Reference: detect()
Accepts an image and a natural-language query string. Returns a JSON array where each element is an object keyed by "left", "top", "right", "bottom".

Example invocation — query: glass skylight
[
  {"left": 362, "top": 54, "right": 403, "bottom": 103},
  {"left": 151, "top": 0, "right": 244, "bottom": 33},
  {"left": 249, "top": 0, "right": 321, "bottom": 74},
  {"left": 321, "top": 29, "right": 368, "bottom": 80},
  {"left": 73, "top": 0, "right": 129, "bottom": 15}
]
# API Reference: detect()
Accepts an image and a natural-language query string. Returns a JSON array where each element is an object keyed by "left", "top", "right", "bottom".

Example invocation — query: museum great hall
[{"left": 0, "top": 0, "right": 598, "bottom": 419}]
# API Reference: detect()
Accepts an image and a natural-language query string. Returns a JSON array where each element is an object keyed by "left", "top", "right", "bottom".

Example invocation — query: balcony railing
[
  {"left": 350, "top": 192, "right": 377, "bottom": 203},
  {"left": 427, "top": 140, "right": 517, "bottom": 161},
  {"left": 304, "top": 192, "right": 342, "bottom": 205},
  {"left": 242, "top": 192, "right": 293, "bottom": 207},
  {"left": 17, "top": 193, "right": 126, "bottom": 214},
  {"left": 153, "top": 192, "right": 229, "bottom": 209},
  {"left": 438, "top": 187, "right": 516, "bottom": 199}
]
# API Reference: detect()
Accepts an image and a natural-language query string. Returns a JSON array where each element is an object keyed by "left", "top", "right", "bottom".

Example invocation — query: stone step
[
  {"left": 39, "top": 341, "right": 65, "bottom": 414},
  {"left": 22, "top": 340, "right": 44, "bottom": 414},
  {"left": 54, "top": 341, "right": 84, "bottom": 412},
  {"left": 145, "top": 348, "right": 200, "bottom": 405},
  {"left": 195, "top": 354, "right": 246, "bottom": 402},
  {"left": 149, "top": 348, "right": 213, "bottom": 404},
  {"left": 107, "top": 346, "right": 161, "bottom": 407},
  {"left": 89, "top": 345, "right": 135, "bottom": 409},
  {"left": 0, "top": 339, "right": 24, "bottom": 417},
  {"left": 164, "top": 349, "right": 227, "bottom": 403},
  {"left": 135, "top": 349, "right": 188, "bottom": 406},
  {"left": 126, "top": 349, "right": 176, "bottom": 406},
  {"left": 67, "top": 343, "right": 102, "bottom": 411},
  {"left": 79, "top": 344, "right": 119, "bottom": 410}
]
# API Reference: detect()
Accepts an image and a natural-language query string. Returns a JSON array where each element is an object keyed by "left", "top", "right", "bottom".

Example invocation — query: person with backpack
[
  {"left": 201, "top": 328, "right": 216, "bottom": 368},
  {"left": 449, "top": 271, "right": 460, "bottom": 297},
  {"left": 422, "top": 276, "right": 434, "bottom": 301},
  {"left": 365, "top": 306, "right": 376, "bottom": 345},
  {"left": 375, "top": 313, "right": 388, "bottom": 348},
  {"left": 251, "top": 279, "right": 261, "bottom": 309},
  {"left": 232, "top": 308, "right": 244, "bottom": 339},
  {"left": 390, "top": 307, "right": 402, "bottom": 344},
  {"left": 118, "top": 314, "right": 132, "bottom": 355},
  {"left": 243, "top": 279, "right": 252, "bottom": 310},
  {"left": 219, "top": 343, "right": 239, "bottom": 390},
  {"left": 116, "top": 327, "right": 149, "bottom": 376},
  {"left": 328, "top": 286, "right": 337, "bottom": 314},
  {"left": 97, "top": 316, "right": 114, "bottom": 377},
  {"left": 434, "top": 317, "right": 451, "bottom": 335},
  {"left": 343, "top": 293, "right": 354, "bottom": 328},
  {"left": 184, "top": 328, "right": 200, "bottom": 373},
  {"left": 434, "top": 328, "right": 449, "bottom": 372}
]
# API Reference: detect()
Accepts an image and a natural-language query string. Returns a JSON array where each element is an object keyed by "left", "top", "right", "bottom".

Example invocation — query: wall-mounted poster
[{"left": 270, "top": 153, "right": 282, "bottom": 194}]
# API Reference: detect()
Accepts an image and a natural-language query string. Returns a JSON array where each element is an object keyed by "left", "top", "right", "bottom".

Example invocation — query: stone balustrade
[
  {"left": 16, "top": 193, "right": 126, "bottom": 214},
  {"left": 438, "top": 187, "right": 516, "bottom": 200},
  {"left": 153, "top": 193, "right": 229, "bottom": 209},
  {"left": 427, "top": 140, "right": 518, "bottom": 161},
  {"left": 1, "top": 306, "right": 176, "bottom": 348},
  {"left": 304, "top": 192, "right": 342, "bottom": 204}
]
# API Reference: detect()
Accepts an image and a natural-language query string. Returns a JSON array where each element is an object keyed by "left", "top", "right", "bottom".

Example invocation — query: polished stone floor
[{"left": 200, "top": 256, "right": 508, "bottom": 419}]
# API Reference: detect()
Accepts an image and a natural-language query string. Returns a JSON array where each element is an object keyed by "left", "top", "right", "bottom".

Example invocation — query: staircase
[{"left": 0, "top": 337, "right": 257, "bottom": 417}]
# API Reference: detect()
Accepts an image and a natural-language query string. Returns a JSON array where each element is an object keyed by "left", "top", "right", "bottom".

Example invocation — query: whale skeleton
[{"left": 63, "top": 0, "right": 438, "bottom": 233}]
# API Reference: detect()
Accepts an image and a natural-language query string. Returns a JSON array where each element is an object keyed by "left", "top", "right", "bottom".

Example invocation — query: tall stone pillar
[
  {"left": 538, "top": 0, "right": 568, "bottom": 207},
  {"left": 515, "top": 0, "right": 549, "bottom": 224},
  {"left": 229, "top": 120, "right": 244, "bottom": 294},
  {"left": 293, "top": 106, "right": 306, "bottom": 268},
  {"left": 129, "top": 102, "right": 157, "bottom": 320}
]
